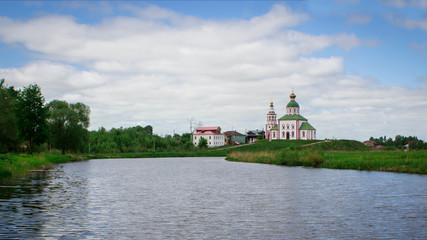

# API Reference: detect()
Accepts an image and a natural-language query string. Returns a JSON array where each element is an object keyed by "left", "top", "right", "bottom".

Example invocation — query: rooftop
[{"left": 278, "top": 114, "right": 307, "bottom": 121}]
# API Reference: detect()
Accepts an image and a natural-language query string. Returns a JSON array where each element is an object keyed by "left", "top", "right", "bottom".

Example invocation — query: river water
[{"left": 0, "top": 157, "right": 426, "bottom": 239}]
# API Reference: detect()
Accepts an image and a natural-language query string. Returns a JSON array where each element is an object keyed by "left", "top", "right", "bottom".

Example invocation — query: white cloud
[
  {"left": 347, "top": 13, "right": 373, "bottom": 25},
  {"left": 0, "top": 4, "right": 426, "bottom": 141},
  {"left": 387, "top": 13, "right": 427, "bottom": 32},
  {"left": 380, "top": 0, "right": 427, "bottom": 9}
]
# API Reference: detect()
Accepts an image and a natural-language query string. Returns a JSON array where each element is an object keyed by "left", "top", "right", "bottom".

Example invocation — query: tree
[
  {"left": 0, "top": 79, "right": 19, "bottom": 152},
  {"left": 198, "top": 137, "right": 208, "bottom": 149},
  {"left": 46, "top": 100, "right": 90, "bottom": 154},
  {"left": 187, "top": 117, "right": 202, "bottom": 133},
  {"left": 15, "top": 84, "right": 48, "bottom": 153}
]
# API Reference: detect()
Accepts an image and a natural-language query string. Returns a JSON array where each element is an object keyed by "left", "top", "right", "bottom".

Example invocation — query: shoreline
[{"left": 1, "top": 145, "right": 426, "bottom": 182}]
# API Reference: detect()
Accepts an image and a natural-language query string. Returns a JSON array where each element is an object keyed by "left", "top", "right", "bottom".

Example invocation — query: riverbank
[
  {"left": 225, "top": 140, "right": 427, "bottom": 174},
  {"left": 0, "top": 150, "right": 230, "bottom": 182},
  {"left": 1, "top": 140, "right": 426, "bottom": 182},
  {"left": 0, "top": 154, "right": 86, "bottom": 181}
]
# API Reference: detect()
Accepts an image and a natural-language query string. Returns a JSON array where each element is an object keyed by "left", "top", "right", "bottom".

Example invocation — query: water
[{"left": 1, "top": 157, "right": 426, "bottom": 239}]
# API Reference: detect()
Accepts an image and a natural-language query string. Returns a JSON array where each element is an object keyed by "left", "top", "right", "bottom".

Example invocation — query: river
[{"left": 1, "top": 157, "right": 426, "bottom": 239}]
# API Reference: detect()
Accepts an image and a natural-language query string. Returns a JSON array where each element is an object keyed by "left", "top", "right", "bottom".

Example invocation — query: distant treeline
[
  {"left": 1, "top": 79, "right": 90, "bottom": 154},
  {"left": 89, "top": 126, "right": 196, "bottom": 153},
  {"left": 369, "top": 135, "right": 427, "bottom": 150}
]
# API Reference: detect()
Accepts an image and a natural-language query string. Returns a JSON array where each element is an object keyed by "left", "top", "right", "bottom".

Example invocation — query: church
[{"left": 265, "top": 91, "right": 316, "bottom": 140}]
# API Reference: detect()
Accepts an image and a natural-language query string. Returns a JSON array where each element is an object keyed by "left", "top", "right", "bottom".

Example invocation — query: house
[
  {"left": 265, "top": 91, "right": 316, "bottom": 140},
  {"left": 192, "top": 126, "right": 225, "bottom": 147},
  {"left": 223, "top": 131, "right": 246, "bottom": 145},
  {"left": 246, "top": 129, "right": 265, "bottom": 144}
]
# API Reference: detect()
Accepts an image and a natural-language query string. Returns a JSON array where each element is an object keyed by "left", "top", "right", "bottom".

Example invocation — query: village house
[
  {"left": 223, "top": 131, "right": 246, "bottom": 145},
  {"left": 192, "top": 126, "right": 225, "bottom": 147},
  {"left": 265, "top": 91, "right": 316, "bottom": 140},
  {"left": 246, "top": 129, "right": 265, "bottom": 144}
]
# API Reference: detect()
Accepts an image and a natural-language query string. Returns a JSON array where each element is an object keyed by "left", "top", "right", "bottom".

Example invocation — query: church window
[
  {"left": 292, "top": 124, "right": 295, "bottom": 130},
  {"left": 292, "top": 131, "right": 295, "bottom": 137},
  {"left": 282, "top": 132, "right": 285, "bottom": 138},
  {"left": 287, "top": 124, "right": 290, "bottom": 130},
  {"left": 273, "top": 132, "right": 276, "bottom": 138},
  {"left": 302, "top": 131, "right": 305, "bottom": 137}
]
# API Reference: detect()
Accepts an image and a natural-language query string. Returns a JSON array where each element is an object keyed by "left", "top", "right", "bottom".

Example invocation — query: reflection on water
[{"left": 1, "top": 157, "right": 426, "bottom": 239}]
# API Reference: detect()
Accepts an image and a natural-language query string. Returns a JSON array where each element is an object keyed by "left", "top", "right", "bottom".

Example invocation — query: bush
[
  {"left": 300, "top": 150, "right": 324, "bottom": 167},
  {"left": 0, "top": 168, "right": 12, "bottom": 179}
]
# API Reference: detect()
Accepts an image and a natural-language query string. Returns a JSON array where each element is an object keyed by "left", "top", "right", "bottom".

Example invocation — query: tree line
[
  {"left": 1, "top": 79, "right": 202, "bottom": 154},
  {"left": 0, "top": 79, "right": 90, "bottom": 154},
  {"left": 89, "top": 127, "right": 198, "bottom": 153},
  {"left": 369, "top": 135, "right": 427, "bottom": 150}
]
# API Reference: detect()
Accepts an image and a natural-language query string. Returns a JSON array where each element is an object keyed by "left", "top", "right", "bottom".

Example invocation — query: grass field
[
  {"left": 226, "top": 140, "right": 426, "bottom": 174},
  {"left": 1, "top": 140, "right": 426, "bottom": 182}
]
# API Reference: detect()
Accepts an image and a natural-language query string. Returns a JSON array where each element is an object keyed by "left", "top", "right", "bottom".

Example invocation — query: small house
[{"left": 223, "top": 131, "right": 246, "bottom": 145}]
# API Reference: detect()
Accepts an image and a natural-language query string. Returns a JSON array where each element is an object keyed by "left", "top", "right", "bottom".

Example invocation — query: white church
[{"left": 265, "top": 91, "right": 316, "bottom": 140}]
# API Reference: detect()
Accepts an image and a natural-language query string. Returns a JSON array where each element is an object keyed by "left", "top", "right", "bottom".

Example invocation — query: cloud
[
  {"left": 417, "top": 76, "right": 427, "bottom": 84},
  {"left": 380, "top": 0, "right": 427, "bottom": 9},
  {"left": 347, "top": 13, "right": 373, "bottom": 25},
  {"left": 387, "top": 13, "right": 427, "bottom": 32},
  {"left": 0, "top": 4, "right": 426, "bottom": 141}
]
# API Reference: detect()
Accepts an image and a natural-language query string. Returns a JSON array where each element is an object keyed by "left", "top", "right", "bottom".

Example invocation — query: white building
[
  {"left": 266, "top": 91, "right": 316, "bottom": 140},
  {"left": 192, "top": 126, "right": 225, "bottom": 147}
]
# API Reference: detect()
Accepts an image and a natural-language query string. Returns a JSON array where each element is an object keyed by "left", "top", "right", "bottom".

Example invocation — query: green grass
[
  {"left": 321, "top": 151, "right": 427, "bottom": 174},
  {"left": 226, "top": 149, "right": 325, "bottom": 167},
  {"left": 226, "top": 140, "right": 426, "bottom": 174},
  {"left": 0, "top": 150, "right": 230, "bottom": 182},
  {"left": 2, "top": 140, "right": 425, "bottom": 182},
  {"left": 0, "top": 153, "right": 82, "bottom": 181}
]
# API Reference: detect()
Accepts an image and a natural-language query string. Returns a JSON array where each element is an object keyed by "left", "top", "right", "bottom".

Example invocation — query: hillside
[{"left": 232, "top": 139, "right": 370, "bottom": 152}]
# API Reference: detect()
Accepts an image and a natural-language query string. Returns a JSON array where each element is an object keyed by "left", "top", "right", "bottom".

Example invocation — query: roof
[
  {"left": 194, "top": 126, "right": 221, "bottom": 135},
  {"left": 223, "top": 131, "right": 245, "bottom": 137},
  {"left": 195, "top": 126, "right": 220, "bottom": 131},
  {"left": 278, "top": 114, "right": 307, "bottom": 121},
  {"left": 299, "top": 122, "right": 316, "bottom": 130},
  {"left": 286, "top": 100, "right": 300, "bottom": 108},
  {"left": 270, "top": 125, "right": 278, "bottom": 130}
]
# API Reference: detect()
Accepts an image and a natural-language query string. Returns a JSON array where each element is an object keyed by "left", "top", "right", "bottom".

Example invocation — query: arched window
[
  {"left": 291, "top": 131, "right": 295, "bottom": 137},
  {"left": 273, "top": 132, "right": 276, "bottom": 138},
  {"left": 282, "top": 132, "right": 285, "bottom": 138},
  {"left": 287, "top": 124, "right": 290, "bottom": 130},
  {"left": 292, "top": 124, "right": 295, "bottom": 130},
  {"left": 302, "top": 131, "right": 305, "bottom": 137}
]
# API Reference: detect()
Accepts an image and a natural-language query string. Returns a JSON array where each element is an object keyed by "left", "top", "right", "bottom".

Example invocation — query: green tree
[
  {"left": 0, "top": 79, "right": 19, "bottom": 152},
  {"left": 198, "top": 137, "right": 208, "bottom": 149},
  {"left": 15, "top": 84, "right": 48, "bottom": 153},
  {"left": 46, "top": 100, "right": 90, "bottom": 154}
]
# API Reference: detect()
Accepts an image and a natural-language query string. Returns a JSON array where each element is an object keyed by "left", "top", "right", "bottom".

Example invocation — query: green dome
[{"left": 286, "top": 100, "right": 300, "bottom": 108}]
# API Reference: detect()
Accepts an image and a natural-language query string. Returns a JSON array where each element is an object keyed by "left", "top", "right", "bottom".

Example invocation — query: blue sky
[{"left": 0, "top": 0, "right": 426, "bottom": 141}]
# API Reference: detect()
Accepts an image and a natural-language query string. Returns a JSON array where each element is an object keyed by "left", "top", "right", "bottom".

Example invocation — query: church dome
[
  {"left": 286, "top": 91, "right": 299, "bottom": 107},
  {"left": 286, "top": 100, "right": 300, "bottom": 108}
]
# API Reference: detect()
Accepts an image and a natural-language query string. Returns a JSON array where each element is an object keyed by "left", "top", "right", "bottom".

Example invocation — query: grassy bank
[
  {"left": 0, "top": 150, "right": 230, "bottom": 182},
  {"left": 0, "top": 154, "right": 88, "bottom": 181},
  {"left": 226, "top": 140, "right": 427, "bottom": 174}
]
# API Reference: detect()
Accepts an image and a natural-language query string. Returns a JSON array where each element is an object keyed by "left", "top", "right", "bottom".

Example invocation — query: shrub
[{"left": 300, "top": 150, "right": 324, "bottom": 167}]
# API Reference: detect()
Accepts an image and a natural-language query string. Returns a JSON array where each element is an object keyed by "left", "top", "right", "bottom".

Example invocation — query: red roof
[
  {"left": 196, "top": 126, "right": 220, "bottom": 131},
  {"left": 194, "top": 126, "right": 221, "bottom": 135}
]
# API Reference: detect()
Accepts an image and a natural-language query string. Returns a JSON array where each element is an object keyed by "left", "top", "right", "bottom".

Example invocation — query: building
[
  {"left": 192, "top": 126, "right": 225, "bottom": 147},
  {"left": 265, "top": 91, "right": 316, "bottom": 140},
  {"left": 223, "top": 131, "right": 246, "bottom": 145},
  {"left": 246, "top": 129, "right": 265, "bottom": 144}
]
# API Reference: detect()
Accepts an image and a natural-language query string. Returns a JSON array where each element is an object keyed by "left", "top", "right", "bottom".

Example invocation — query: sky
[{"left": 0, "top": 0, "right": 426, "bottom": 141}]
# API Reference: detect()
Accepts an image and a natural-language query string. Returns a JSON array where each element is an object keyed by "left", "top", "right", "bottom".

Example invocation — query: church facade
[{"left": 265, "top": 92, "right": 316, "bottom": 140}]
